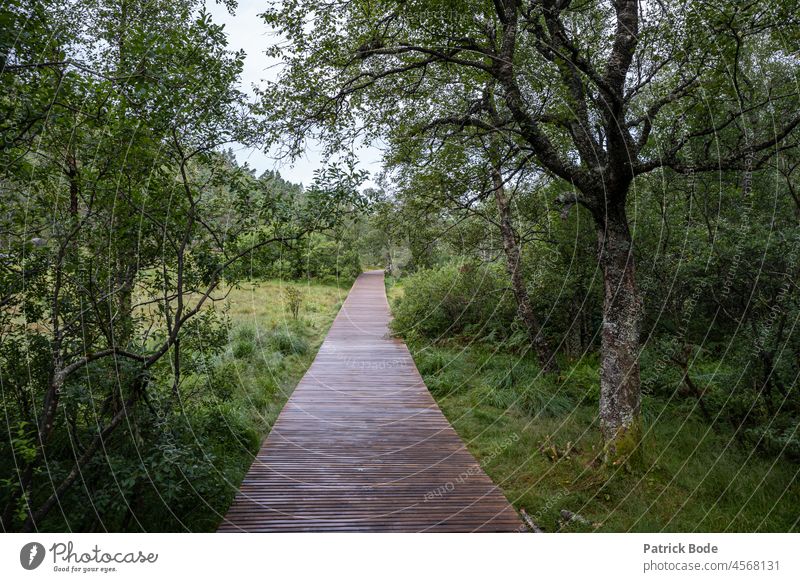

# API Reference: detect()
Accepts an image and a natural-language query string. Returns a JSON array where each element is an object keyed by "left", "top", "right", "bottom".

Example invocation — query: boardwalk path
[{"left": 218, "top": 271, "right": 522, "bottom": 532}]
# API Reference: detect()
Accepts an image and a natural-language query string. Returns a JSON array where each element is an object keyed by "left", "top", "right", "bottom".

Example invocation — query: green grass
[{"left": 387, "top": 289, "right": 800, "bottom": 533}]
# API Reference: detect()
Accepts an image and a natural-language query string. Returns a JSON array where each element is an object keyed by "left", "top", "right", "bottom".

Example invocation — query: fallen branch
[
  {"left": 560, "top": 509, "right": 591, "bottom": 525},
  {"left": 519, "top": 508, "right": 544, "bottom": 532},
  {"left": 558, "top": 509, "right": 602, "bottom": 531}
]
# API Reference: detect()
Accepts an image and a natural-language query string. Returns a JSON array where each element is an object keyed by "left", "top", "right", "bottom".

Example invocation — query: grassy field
[
  {"left": 220, "top": 280, "right": 348, "bottom": 429},
  {"left": 385, "top": 280, "right": 800, "bottom": 533}
]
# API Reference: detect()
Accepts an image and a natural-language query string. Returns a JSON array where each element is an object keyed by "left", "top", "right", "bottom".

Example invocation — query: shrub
[
  {"left": 284, "top": 286, "right": 303, "bottom": 319},
  {"left": 231, "top": 326, "right": 257, "bottom": 359},
  {"left": 209, "top": 361, "right": 239, "bottom": 401},
  {"left": 415, "top": 350, "right": 448, "bottom": 376},
  {"left": 390, "top": 261, "right": 516, "bottom": 341},
  {"left": 232, "top": 338, "right": 255, "bottom": 359},
  {"left": 268, "top": 329, "right": 309, "bottom": 355},
  {"left": 561, "top": 355, "right": 600, "bottom": 404},
  {"left": 743, "top": 424, "right": 800, "bottom": 460}
]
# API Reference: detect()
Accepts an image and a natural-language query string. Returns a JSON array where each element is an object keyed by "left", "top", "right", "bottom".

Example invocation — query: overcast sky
[{"left": 206, "top": 0, "right": 382, "bottom": 188}]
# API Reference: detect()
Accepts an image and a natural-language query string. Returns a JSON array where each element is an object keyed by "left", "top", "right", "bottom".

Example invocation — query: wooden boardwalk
[{"left": 218, "top": 271, "right": 522, "bottom": 532}]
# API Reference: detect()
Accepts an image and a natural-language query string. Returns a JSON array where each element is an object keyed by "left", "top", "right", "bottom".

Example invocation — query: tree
[{"left": 260, "top": 0, "right": 800, "bottom": 457}]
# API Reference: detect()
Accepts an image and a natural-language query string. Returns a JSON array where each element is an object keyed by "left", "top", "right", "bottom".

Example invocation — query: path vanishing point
[{"left": 218, "top": 270, "right": 523, "bottom": 532}]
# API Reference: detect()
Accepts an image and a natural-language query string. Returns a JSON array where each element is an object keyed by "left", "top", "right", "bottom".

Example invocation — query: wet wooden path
[{"left": 218, "top": 271, "right": 522, "bottom": 532}]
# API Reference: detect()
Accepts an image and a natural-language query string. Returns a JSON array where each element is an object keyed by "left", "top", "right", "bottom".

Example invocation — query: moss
[{"left": 603, "top": 418, "right": 644, "bottom": 468}]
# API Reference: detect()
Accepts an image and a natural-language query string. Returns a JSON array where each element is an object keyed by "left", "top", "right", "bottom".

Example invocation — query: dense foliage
[
  {"left": 0, "top": 0, "right": 358, "bottom": 531},
  {"left": 387, "top": 162, "right": 800, "bottom": 460},
  {"left": 224, "top": 170, "right": 362, "bottom": 284}
]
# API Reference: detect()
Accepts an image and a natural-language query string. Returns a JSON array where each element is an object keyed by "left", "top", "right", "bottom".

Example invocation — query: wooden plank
[{"left": 218, "top": 270, "right": 523, "bottom": 532}]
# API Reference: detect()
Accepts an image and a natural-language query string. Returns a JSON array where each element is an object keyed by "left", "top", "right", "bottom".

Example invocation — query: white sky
[{"left": 207, "top": 0, "right": 383, "bottom": 188}]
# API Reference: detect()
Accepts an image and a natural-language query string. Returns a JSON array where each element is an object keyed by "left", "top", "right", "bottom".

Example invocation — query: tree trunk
[
  {"left": 595, "top": 204, "right": 643, "bottom": 458},
  {"left": 567, "top": 293, "right": 584, "bottom": 359},
  {"left": 67, "top": 151, "right": 79, "bottom": 216},
  {"left": 492, "top": 169, "right": 558, "bottom": 373}
]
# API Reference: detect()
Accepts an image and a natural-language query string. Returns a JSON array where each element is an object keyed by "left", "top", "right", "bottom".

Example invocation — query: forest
[{"left": 1, "top": 0, "right": 799, "bottom": 532}]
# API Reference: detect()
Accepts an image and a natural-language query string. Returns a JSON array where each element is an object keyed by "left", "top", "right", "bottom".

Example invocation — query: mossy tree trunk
[{"left": 595, "top": 203, "right": 643, "bottom": 458}]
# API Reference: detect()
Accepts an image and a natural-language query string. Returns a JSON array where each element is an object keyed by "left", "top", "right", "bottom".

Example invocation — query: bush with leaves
[{"left": 391, "top": 261, "right": 517, "bottom": 341}]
